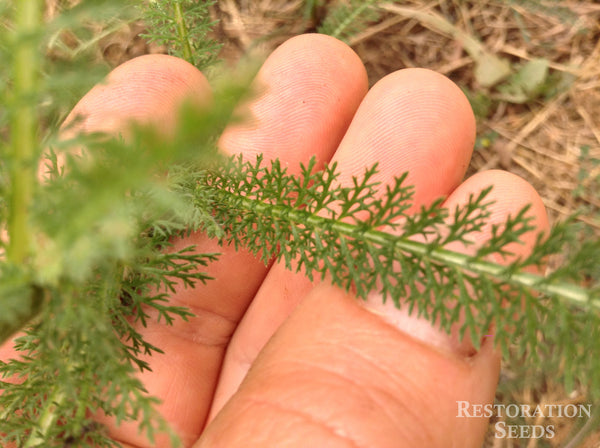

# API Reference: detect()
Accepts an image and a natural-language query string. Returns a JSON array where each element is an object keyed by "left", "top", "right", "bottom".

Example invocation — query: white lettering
[
  {"left": 545, "top": 404, "right": 558, "bottom": 417},
  {"left": 531, "top": 425, "right": 546, "bottom": 439},
  {"left": 494, "top": 423, "right": 559, "bottom": 439},
  {"left": 520, "top": 425, "right": 531, "bottom": 438},
  {"left": 564, "top": 404, "right": 578, "bottom": 418},
  {"left": 580, "top": 404, "right": 592, "bottom": 418},
  {"left": 456, "top": 401, "right": 471, "bottom": 417},
  {"left": 506, "top": 404, "right": 520, "bottom": 418},
  {"left": 495, "top": 421, "right": 506, "bottom": 438},
  {"left": 507, "top": 425, "right": 519, "bottom": 438},
  {"left": 494, "top": 404, "right": 506, "bottom": 418},
  {"left": 459, "top": 402, "right": 593, "bottom": 420}
]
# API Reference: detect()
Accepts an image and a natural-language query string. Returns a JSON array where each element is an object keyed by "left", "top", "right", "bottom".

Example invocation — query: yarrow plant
[
  {"left": 142, "top": 0, "right": 221, "bottom": 70},
  {"left": 0, "top": 1, "right": 598, "bottom": 446}
]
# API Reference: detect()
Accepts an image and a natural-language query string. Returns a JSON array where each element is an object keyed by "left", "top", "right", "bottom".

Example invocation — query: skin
[{"left": 0, "top": 34, "right": 549, "bottom": 447}]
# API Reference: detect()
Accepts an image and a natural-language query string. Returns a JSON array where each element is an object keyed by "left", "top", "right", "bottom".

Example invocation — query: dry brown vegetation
[{"left": 43, "top": 0, "right": 600, "bottom": 447}]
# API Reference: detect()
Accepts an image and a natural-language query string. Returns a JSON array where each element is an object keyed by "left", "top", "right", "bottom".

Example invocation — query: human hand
[{"left": 3, "top": 34, "right": 549, "bottom": 447}]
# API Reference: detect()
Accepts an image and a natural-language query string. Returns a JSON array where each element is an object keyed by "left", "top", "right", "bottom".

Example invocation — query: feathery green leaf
[
  {"left": 196, "top": 154, "right": 600, "bottom": 396},
  {"left": 141, "top": 0, "right": 221, "bottom": 69}
]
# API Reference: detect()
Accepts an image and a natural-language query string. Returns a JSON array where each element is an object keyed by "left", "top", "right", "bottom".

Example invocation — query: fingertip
[
  {"left": 103, "top": 54, "right": 209, "bottom": 90},
  {"left": 371, "top": 67, "right": 476, "bottom": 160},
  {"left": 261, "top": 33, "right": 368, "bottom": 91},
  {"left": 428, "top": 169, "right": 550, "bottom": 356},
  {"left": 333, "top": 67, "right": 476, "bottom": 208},
  {"left": 445, "top": 169, "right": 550, "bottom": 259},
  {"left": 218, "top": 33, "right": 368, "bottom": 168},
  {"left": 63, "top": 54, "right": 212, "bottom": 137}
]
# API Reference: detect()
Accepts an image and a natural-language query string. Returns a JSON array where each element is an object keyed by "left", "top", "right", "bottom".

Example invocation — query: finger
[
  {"left": 61, "top": 54, "right": 211, "bottom": 138},
  {"left": 362, "top": 170, "right": 550, "bottom": 356},
  {"left": 85, "top": 36, "right": 367, "bottom": 447},
  {"left": 209, "top": 68, "right": 476, "bottom": 417},
  {"left": 218, "top": 34, "right": 368, "bottom": 170},
  {"left": 442, "top": 170, "right": 550, "bottom": 353},
  {"left": 198, "top": 174, "right": 549, "bottom": 448},
  {"left": 443, "top": 170, "right": 550, "bottom": 263},
  {"left": 332, "top": 68, "right": 475, "bottom": 206},
  {"left": 2, "top": 55, "right": 212, "bottom": 359}
]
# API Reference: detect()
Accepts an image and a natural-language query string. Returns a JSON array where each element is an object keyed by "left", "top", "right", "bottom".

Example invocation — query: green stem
[
  {"left": 240, "top": 197, "right": 598, "bottom": 310},
  {"left": 23, "top": 389, "right": 66, "bottom": 448},
  {"left": 389, "top": 235, "right": 595, "bottom": 308},
  {"left": 173, "top": 1, "right": 195, "bottom": 66},
  {"left": 7, "top": 0, "right": 42, "bottom": 264}
]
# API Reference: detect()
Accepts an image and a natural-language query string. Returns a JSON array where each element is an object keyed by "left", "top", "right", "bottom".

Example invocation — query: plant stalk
[
  {"left": 173, "top": 1, "right": 195, "bottom": 66},
  {"left": 239, "top": 197, "right": 598, "bottom": 310},
  {"left": 23, "top": 389, "right": 66, "bottom": 448},
  {"left": 7, "top": 0, "right": 43, "bottom": 264}
]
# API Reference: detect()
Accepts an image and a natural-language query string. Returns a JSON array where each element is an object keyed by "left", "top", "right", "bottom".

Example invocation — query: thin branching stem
[
  {"left": 242, "top": 196, "right": 598, "bottom": 311},
  {"left": 394, "top": 239, "right": 596, "bottom": 308}
]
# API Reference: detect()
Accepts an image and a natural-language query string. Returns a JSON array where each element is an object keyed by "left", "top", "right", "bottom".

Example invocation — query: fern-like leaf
[
  {"left": 318, "top": 0, "right": 382, "bottom": 43},
  {"left": 197, "top": 155, "right": 600, "bottom": 398},
  {"left": 141, "top": 0, "right": 222, "bottom": 69}
]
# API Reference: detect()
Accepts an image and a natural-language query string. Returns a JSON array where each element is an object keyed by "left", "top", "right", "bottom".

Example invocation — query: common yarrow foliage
[
  {"left": 141, "top": 0, "right": 222, "bottom": 70},
  {"left": 316, "top": 0, "right": 382, "bottom": 43},
  {"left": 198, "top": 155, "right": 600, "bottom": 384},
  {"left": 0, "top": 0, "right": 599, "bottom": 447}
]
